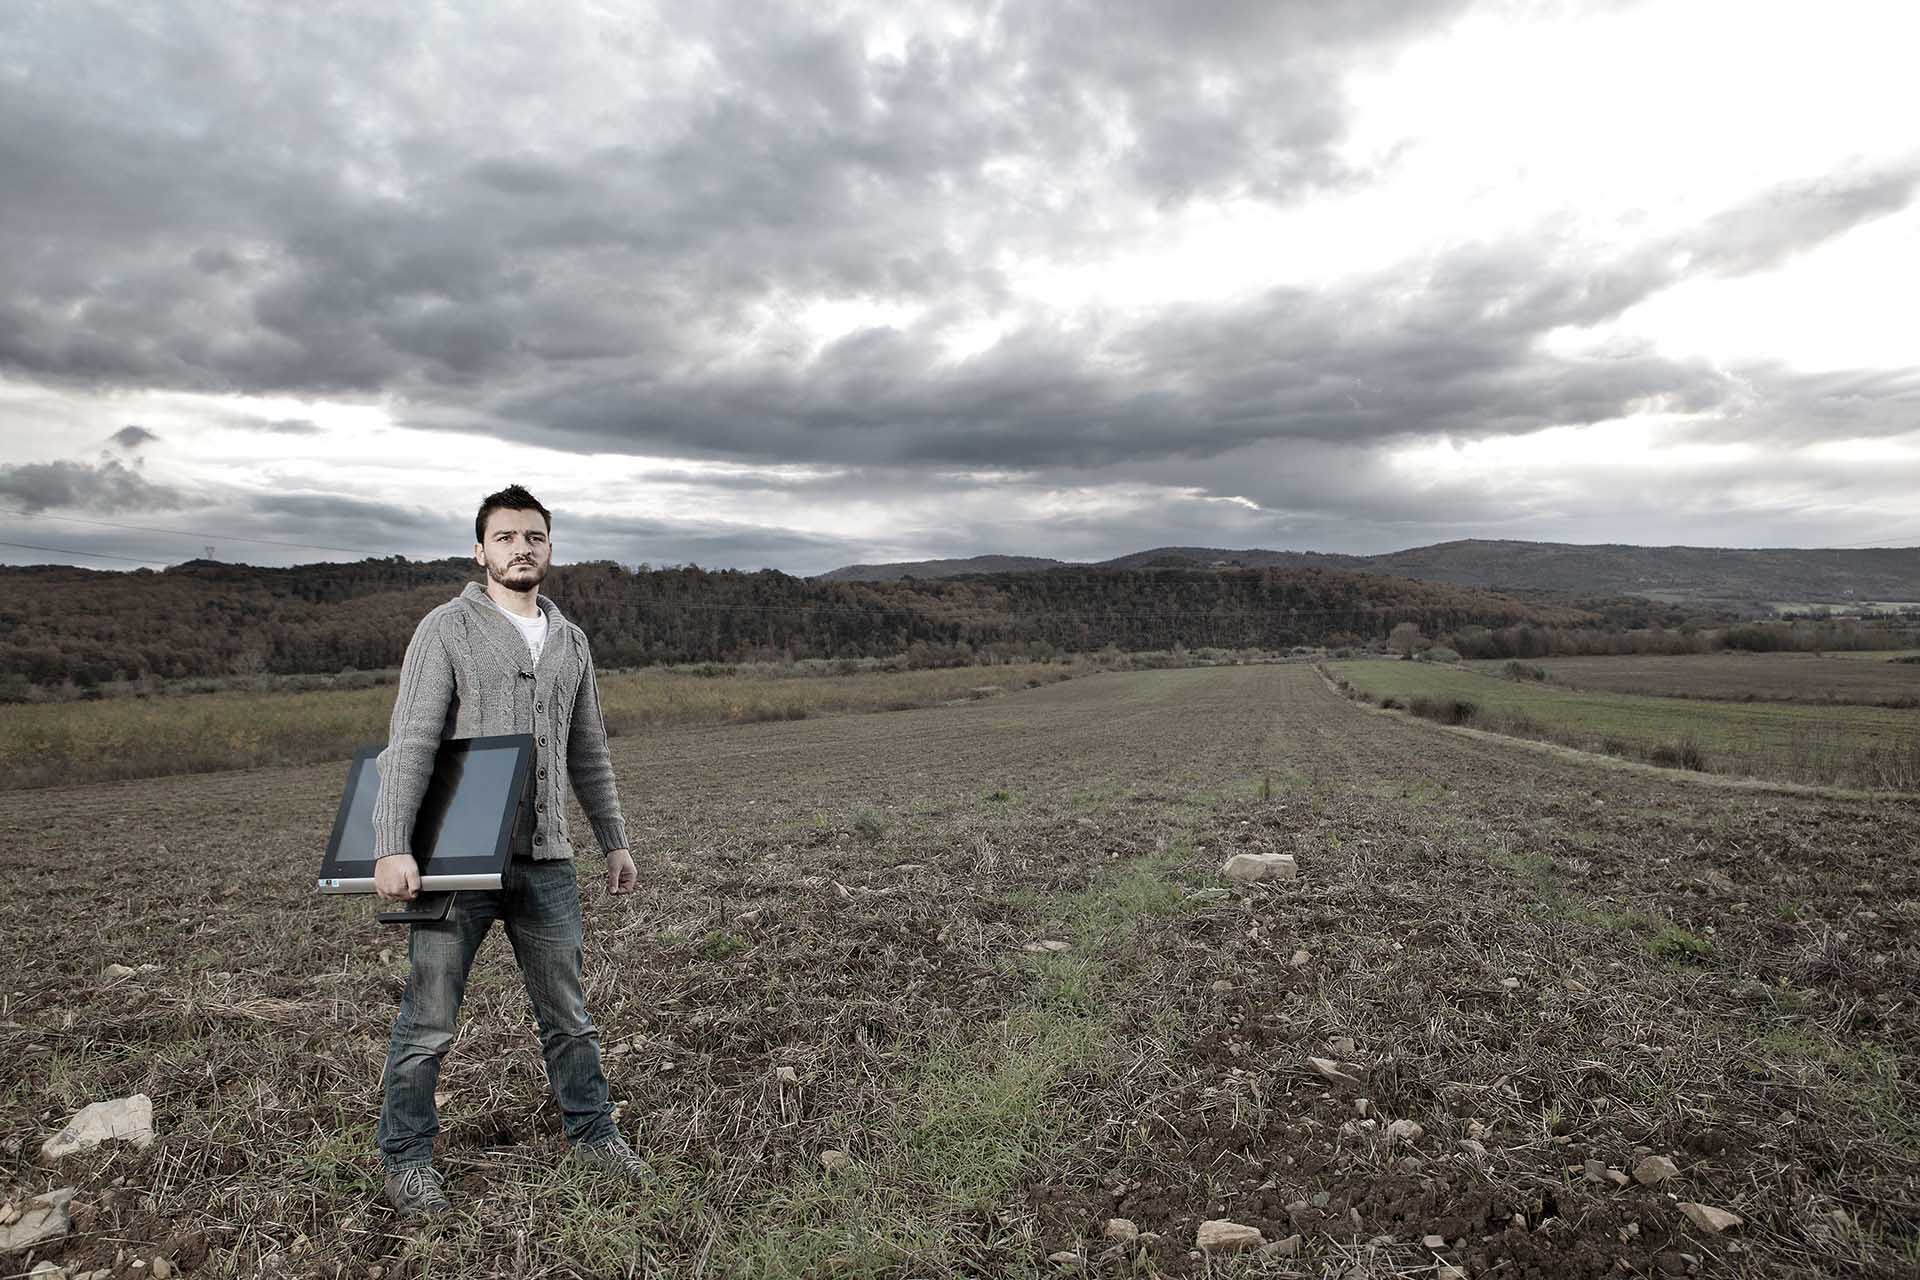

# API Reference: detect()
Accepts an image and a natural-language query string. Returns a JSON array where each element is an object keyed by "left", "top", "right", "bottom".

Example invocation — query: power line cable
[
  {"left": 1827, "top": 532, "right": 1920, "bottom": 549},
  {"left": 0, "top": 538, "right": 171, "bottom": 565},
  {"left": 0, "top": 506, "right": 395, "bottom": 558}
]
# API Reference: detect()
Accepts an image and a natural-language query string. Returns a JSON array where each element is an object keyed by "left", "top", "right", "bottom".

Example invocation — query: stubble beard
[{"left": 488, "top": 557, "right": 548, "bottom": 590}]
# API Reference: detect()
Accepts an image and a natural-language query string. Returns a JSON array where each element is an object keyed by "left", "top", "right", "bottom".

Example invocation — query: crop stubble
[{"left": 1, "top": 666, "right": 1915, "bottom": 1278}]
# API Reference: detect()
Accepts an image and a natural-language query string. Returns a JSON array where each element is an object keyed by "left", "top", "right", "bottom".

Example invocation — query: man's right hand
[{"left": 375, "top": 853, "right": 422, "bottom": 902}]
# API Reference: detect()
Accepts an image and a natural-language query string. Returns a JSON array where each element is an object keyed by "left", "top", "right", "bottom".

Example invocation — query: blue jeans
[{"left": 377, "top": 856, "right": 616, "bottom": 1170}]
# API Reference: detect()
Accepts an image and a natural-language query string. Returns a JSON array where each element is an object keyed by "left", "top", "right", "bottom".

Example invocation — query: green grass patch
[
  {"left": 706, "top": 849, "right": 1199, "bottom": 1274},
  {"left": 693, "top": 928, "right": 752, "bottom": 962},
  {"left": 1331, "top": 659, "right": 1920, "bottom": 789},
  {"left": 1645, "top": 922, "right": 1715, "bottom": 962}
]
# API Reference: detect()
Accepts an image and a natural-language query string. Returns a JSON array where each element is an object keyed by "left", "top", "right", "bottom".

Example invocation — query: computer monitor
[{"left": 316, "top": 734, "right": 534, "bottom": 894}]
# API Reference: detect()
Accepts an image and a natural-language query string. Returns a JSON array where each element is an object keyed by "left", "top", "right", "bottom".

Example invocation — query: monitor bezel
[{"left": 317, "top": 733, "right": 534, "bottom": 891}]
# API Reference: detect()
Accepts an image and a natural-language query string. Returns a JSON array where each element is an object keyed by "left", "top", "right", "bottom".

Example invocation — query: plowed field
[{"left": 4, "top": 665, "right": 1916, "bottom": 1278}]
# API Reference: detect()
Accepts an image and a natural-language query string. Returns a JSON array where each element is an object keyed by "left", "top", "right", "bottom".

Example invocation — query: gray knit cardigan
[{"left": 370, "top": 582, "right": 628, "bottom": 861}]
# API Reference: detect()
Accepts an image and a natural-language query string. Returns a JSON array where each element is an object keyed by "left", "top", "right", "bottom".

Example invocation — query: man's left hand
[{"left": 606, "top": 848, "right": 637, "bottom": 896}]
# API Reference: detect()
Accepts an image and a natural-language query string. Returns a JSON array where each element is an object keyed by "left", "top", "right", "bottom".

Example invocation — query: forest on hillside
[{"left": 0, "top": 557, "right": 1701, "bottom": 690}]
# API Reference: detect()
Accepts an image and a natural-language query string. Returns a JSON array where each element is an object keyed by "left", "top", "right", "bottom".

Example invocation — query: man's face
[{"left": 475, "top": 508, "right": 552, "bottom": 590}]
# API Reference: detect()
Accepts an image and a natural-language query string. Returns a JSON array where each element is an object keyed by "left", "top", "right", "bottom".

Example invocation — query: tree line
[{"left": 0, "top": 556, "right": 1710, "bottom": 692}]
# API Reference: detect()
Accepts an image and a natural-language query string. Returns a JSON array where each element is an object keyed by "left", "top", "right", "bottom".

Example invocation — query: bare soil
[{"left": 2, "top": 665, "right": 1915, "bottom": 1278}]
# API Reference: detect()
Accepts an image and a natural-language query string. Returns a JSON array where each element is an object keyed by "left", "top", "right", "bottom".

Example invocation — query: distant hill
[
  {"left": 821, "top": 539, "right": 1920, "bottom": 605},
  {"left": 816, "top": 554, "right": 1064, "bottom": 581}
]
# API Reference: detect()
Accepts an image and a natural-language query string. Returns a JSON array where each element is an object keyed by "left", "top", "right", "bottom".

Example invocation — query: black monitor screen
[{"left": 325, "top": 736, "right": 532, "bottom": 869}]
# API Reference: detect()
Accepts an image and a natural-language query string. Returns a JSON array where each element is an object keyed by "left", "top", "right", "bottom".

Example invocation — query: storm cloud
[
  {"left": 1, "top": 0, "right": 1916, "bottom": 570},
  {"left": 0, "top": 458, "right": 184, "bottom": 513}
]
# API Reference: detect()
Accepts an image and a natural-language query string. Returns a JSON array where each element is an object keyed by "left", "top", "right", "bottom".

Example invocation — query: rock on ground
[
  {"left": 0, "top": 1187, "right": 75, "bottom": 1252},
  {"left": 1678, "top": 1202, "right": 1743, "bottom": 1233},
  {"left": 1307, "top": 1056, "right": 1364, "bottom": 1088},
  {"left": 1634, "top": 1154, "right": 1680, "bottom": 1185},
  {"left": 41, "top": 1094, "right": 154, "bottom": 1160},
  {"left": 1221, "top": 853, "right": 1296, "bottom": 883},
  {"left": 1262, "top": 1234, "right": 1301, "bottom": 1257},
  {"left": 1103, "top": 1218, "right": 1138, "bottom": 1242},
  {"left": 1196, "top": 1219, "right": 1264, "bottom": 1252}
]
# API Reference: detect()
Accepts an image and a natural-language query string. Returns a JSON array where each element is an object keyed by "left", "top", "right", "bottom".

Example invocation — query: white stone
[
  {"left": 819, "top": 1149, "right": 852, "bottom": 1171},
  {"left": 41, "top": 1095, "right": 154, "bottom": 1161},
  {"left": 1023, "top": 940, "right": 1072, "bottom": 953},
  {"left": 1308, "top": 1056, "right": 1363, "bottom": 1087},
  {"left": 1633, "top": 1154, "right": 1680, "bottom": 1185},
  {"left": 1386, "top": 1119, "right": 1424, "bottom": 1142},
  {"left": 1103, "top": 1218, "right": 1138, "bottom": 1242},
  {"left": 1423, "top": 1234, "right": 1446, "bottom": 1248},
  {"left": 1678, "top": 1202, "right": 1743, "bottom": 1233},
  {"left": 1290, "top": 949, "right": 1311, "bottom": 967},
  {"left": 1047, "top": 1250, "right": 1079, "bottom": 1266},
  {"left": 775, "top": 1065, "right": 799, "bottom": 1084},
  {"left": 1221, "top": 853, "right": 1296, "bottom": 884},
  {"left": 100, "top": 964, "right": 136, "bottom": 981},
  {"left": 0, "top": 1188, "right": 74, "bottom": 1253},
  {"left": 1196, "top": 1219, "right": 1264, "bottom": 1252}
]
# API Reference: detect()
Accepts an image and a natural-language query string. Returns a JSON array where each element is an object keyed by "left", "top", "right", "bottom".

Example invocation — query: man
[{"left": 370, "top": 483, "right": 647, "bottom": 1218}]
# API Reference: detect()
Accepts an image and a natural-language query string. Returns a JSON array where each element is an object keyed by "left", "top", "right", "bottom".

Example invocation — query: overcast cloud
[{"left": 1, "top": 0, "right": 1917, "bottom": 573}]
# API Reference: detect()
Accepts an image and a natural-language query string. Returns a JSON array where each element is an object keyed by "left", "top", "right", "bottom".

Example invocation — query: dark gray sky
[{"left": 2, "top": 0, "right": 1917, "bottom": 574}]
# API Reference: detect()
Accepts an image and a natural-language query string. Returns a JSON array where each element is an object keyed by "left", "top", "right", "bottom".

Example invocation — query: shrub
[
  {"left": 1648, "top": 737, "right": 1708, "bottom": 771},
  {"left": 850, "top": 807, "right": 889, "bottom": 843},
  {"left": 1418, "top": 646, "right": 1463, "bottom": 663},
  {"left": 1502, "top": 660, "right": 1550, "bottom": 682},
  {"left": 1406, "top": 695, "right": 1478, "bottom": 726}
]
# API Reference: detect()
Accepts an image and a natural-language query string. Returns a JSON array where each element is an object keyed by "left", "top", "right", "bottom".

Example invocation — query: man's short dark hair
[{"left": 476, "top": 484, "right": 552, "bottom": 542}]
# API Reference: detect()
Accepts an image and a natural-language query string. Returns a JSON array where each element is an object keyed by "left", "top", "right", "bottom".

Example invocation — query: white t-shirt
[{"left": 492, "top": 599, "right": 549, "bottom": 665}]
